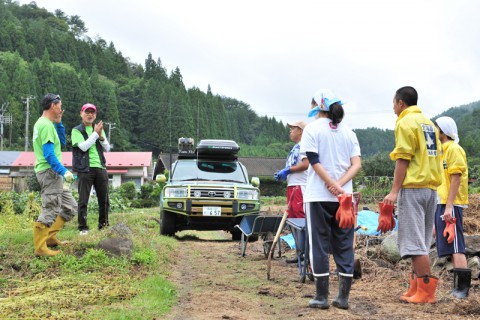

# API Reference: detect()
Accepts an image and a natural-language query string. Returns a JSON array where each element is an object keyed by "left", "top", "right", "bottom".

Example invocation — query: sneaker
[{"left": 79, "top": 230, "right": 89, "bottom": 236}]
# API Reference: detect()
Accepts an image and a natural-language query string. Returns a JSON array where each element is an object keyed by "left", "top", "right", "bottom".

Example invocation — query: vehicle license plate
[{"left": 203, "top": 206, "right": 221, "bottom": 216}]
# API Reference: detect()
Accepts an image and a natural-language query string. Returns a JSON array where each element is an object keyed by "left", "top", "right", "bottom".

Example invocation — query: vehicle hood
[{"left": 166, "top": 181, "right": 253, "bottom": 188}]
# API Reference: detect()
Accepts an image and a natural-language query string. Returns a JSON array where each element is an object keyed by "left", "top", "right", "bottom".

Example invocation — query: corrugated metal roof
[
  {"left": 11, "top": 152, "right": 152, "bottom": 167},
  {"left": 0, "top": 151, "right": 22, "bottom": 166}
]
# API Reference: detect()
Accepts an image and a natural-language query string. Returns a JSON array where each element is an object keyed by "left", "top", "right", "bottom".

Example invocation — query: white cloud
[{"left": 19, "top": 0, "right": 480, "bottom": 129}]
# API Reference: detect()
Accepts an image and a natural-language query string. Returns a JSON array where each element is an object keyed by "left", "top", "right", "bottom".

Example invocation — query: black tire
[
  {"left": 160, "top": 210, "right": 176, "bottom": 236},
  {"left": 231, "top": 228, "right": 242, "bottom": 241}
]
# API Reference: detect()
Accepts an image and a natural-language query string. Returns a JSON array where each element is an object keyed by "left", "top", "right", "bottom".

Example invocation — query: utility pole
[
  {"left": 105, "top": 122, "right": 116, "bottom": 148},
  {"left": 0, "top": 103, "right": 12, "bottom": 151},
  {"left": 197, "top": 100, "right": 200, "bottom": 143},
  {"left": 21, "top": 96, "right": 35, "bottom": 151}
]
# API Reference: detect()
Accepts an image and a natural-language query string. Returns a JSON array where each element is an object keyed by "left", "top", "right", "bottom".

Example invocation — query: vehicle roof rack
[
  {"left": 178, "top": 137, "right": 195, "bottom": 154},
  {"left": 196, "top": 139, "right": 240, "bottom": 155}
]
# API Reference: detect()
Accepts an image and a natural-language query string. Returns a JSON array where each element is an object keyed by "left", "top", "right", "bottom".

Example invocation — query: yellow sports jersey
[
  {"left": 437, "top": 140, "right": 469, "bottom": 205},
  {"left": 390, "top": 106, "right": 442, "bottom": 190}
]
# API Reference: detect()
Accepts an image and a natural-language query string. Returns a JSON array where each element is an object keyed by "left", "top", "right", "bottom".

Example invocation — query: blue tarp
[
  {"left": 280, "top": 233, "right": 296, "bottom": 249},
  {"left": 280, "top": 210, "right": 397, "bottom": 248},
  {"left": 356, "top": 209, "right": 398, "bottom": 236}
]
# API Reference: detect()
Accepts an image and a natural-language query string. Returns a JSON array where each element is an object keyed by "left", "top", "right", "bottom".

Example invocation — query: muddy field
[{"left": 163, "top": 196, "right": 480, "bottom": 320}]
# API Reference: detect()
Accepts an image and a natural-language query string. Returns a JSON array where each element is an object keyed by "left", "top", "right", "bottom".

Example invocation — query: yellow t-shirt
[
  {"left": 390, "top": 106, "right": 442, "bottom": 190},
  {"left": 437, "top": 140, "right": 469, "bottom": 205}
]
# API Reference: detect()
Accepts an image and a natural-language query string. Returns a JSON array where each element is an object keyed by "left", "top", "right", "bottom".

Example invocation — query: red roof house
[{"left": 10, "top": 152, "right": 153, "bottom": 189}]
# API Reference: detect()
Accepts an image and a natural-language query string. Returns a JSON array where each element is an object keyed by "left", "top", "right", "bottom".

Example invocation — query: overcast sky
[{"left": 20, "top": 0, "right": 480, "bottom": 129}]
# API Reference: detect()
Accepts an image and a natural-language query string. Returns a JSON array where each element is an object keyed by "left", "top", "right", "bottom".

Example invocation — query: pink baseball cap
[{"left": 81, "top": 103, "right": 96, "bottom": 112}]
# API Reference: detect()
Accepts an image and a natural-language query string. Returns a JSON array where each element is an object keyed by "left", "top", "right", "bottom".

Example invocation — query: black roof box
[{"left": 196, "top": 140, "right": 240, "bottom": 156}]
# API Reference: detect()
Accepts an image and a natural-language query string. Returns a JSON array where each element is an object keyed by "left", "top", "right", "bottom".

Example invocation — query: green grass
[
  {"left": 89, "top": 275, "right": 176, "bottom": 319},
  {"left": 0, "top": 207, "right": 178, "bottom": 319}
]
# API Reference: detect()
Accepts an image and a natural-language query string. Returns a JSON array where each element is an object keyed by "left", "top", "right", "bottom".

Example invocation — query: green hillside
[
  {"left": 0, "top": 0, "right": 478, "bottom": 164},
  {"left": 0, "top": 0, "right": 290, "bottom": 156}
]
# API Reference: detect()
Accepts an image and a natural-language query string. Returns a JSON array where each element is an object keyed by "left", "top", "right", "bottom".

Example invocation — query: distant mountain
[
  {"left": 354, "top": 101, "right": 480, "bottom": 158},
  {"left": 434, "top": 101, "right": 480, "bottom": 158},
  {"left": 0, "top": 0, "right": 290, "bottom": 157},
  {"left": 0, "top": 1, "right": 478, "bottom": 159}
]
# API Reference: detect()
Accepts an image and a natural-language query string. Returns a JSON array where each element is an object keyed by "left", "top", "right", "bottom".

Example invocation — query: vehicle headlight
[
  {"left": 237, "top": 189, "right": 258, "bottom": 200},
  {"left": 165, "top": 187, "right": 188, "bottom": 198}
]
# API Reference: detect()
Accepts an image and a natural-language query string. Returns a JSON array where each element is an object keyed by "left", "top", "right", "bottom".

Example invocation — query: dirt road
[{"left": 164, "top": 230, "right": 479, "bottom": 320}]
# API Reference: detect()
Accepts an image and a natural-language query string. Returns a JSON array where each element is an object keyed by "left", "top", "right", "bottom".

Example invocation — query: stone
[
  {"left": 380, "top": 232, "right": 401, "bottom": 262},
  {"left": 468, "top": 256, "right": 480, "bottom": 269},
  {"left": 432, "top": 256, "right": 447, "bottom": 268},
  {"left": 108, "top": 223, "right": 133, "bottom": 238},
  {"left": 97, "top": 237, "right": 133, "bottom": 257},
  {"left": 465, "top": 235, "right": 480, "bottom": 256},
  {"left": 373, "top": 259, "right": 393, "bottom": 269}
]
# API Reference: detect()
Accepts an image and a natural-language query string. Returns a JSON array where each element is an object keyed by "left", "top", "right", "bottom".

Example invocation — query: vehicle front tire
[{"left": 160, "top": 210, "right": 176, "bottom": 236}]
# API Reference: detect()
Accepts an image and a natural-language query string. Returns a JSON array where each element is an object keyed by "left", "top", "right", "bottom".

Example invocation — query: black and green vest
[{"left": 72, "top": 123, "right": 106, "bottom": 173}]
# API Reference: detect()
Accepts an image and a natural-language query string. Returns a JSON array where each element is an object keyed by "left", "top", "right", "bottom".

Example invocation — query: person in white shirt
[
  {"left": 274, "top": 120, "right": 309, "bottom": 219},
  {"left": 300, "top": 89, "right": 361, "bottom": 310},
  {"left": 274, "top": 120, "right": 309, "bottom": 263}
]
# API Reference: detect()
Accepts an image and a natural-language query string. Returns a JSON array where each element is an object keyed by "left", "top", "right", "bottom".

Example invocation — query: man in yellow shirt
[
  {"left": 434, "top": 116, "right": 470, "bottom": 299},
  {"left": 383, "top": 86, "right": 442, "bottom": 304}
]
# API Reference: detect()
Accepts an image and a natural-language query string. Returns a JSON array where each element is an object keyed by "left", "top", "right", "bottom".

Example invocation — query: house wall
[
  {"left": 0, "top": 176, "right": 13, "bottom": 191},
  {"left": 123, "top": 168, "right": 145, "bottom": 178},
  {"left": 111, "top": 175, "right": 122, "bottom": 188}
]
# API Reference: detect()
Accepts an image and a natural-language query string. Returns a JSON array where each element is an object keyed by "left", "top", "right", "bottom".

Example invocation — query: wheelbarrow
[{"left": 286, "top": 217, "right": 314, "bottom": 283}]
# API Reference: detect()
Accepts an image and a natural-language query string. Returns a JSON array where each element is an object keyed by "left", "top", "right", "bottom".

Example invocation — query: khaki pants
[{"left": 36, "top": 169, "right": 77, "bottom": 226}]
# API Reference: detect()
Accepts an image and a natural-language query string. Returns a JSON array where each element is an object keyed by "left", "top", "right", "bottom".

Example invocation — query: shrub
[
  {"left": 119, "top": 182, "right": 137, "bottom": 201},
  {"left": 131, "top": 248, "right": 156, "bottom": 265},
  {"left": 26, "top": 175, "right": 41, "bottom": 192}
]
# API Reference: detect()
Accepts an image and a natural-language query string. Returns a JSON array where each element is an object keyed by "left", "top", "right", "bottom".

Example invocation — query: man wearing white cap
[
  {"left": 274, "top": 120, "right": 309, "bottom": 219},
  {"left": 72, "top": 103, "right": 111, "bottom": 235},
  {"left": 433, "top": 116, "right": 470, "bottom": 299}
]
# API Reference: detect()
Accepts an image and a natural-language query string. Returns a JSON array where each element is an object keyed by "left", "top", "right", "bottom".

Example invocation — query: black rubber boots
[
  {"left": 309, "top": 276, "right": 329, "bottom": 309},
  {"left": 451, "top": 268, "right": 471, "bottom": 299},
  {"left": 332, "top": 275, "right": 352, "bottom": 309}
]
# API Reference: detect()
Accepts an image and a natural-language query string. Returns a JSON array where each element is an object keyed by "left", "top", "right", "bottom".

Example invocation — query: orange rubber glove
[
  {"left": 336, "top": 194, "right": 355, "bottom": 229},
  {"left": 443, "top": 217, "right": 456, "bottom": 244},
  {"left": 377, "top": 202, "right": 395, "bottom": 234}
]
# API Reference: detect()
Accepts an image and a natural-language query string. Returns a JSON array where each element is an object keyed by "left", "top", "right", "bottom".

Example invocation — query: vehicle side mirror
[
  {"left": 156, "top": 174, "right": 167, "bottom": 183},
  {"left": 251, "top": 177, "right": 260, "bottom": 187}
]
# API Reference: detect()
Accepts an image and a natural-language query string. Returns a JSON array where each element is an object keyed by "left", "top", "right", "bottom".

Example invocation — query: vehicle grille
[{"left": 189, "top": 187, "right": 234, "bottom": 199}]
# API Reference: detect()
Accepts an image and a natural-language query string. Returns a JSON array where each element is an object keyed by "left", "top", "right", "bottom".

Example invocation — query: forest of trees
[
  {"left": 0, "top": 1, "right": 290, "bottom": 157},
  {"left": 0, "top": 0, "right": 479, "bottom": 166}
]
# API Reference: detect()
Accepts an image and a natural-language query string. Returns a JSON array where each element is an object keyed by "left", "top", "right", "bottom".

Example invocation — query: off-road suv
[{"left": 156, "top": 139, "right": 260, "bottom": 239}]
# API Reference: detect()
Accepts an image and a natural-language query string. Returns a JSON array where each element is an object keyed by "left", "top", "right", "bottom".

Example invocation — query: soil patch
[{"left": 164, "top": 198, "right": 480, "bottom": 320}]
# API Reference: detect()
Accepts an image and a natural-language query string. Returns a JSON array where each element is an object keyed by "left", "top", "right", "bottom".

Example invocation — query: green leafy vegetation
[
  {"left": 0, "top": 206, "right": 177, "bottom": 319},
  {"left": 2, "top": 0, "right": 480, "bottom": 160},
  {"left": 0, "top": 0, "right": 290, "bottom": 156}
]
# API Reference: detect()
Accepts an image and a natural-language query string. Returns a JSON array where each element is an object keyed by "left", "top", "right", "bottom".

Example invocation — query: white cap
[{"left": 435, "top": 116, "right": 459, "bottom": 143}]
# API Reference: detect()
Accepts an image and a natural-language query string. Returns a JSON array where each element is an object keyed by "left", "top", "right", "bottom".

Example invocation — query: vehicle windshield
[{"left": 171, "top": 159, "right": 247, "bottom": 183}]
